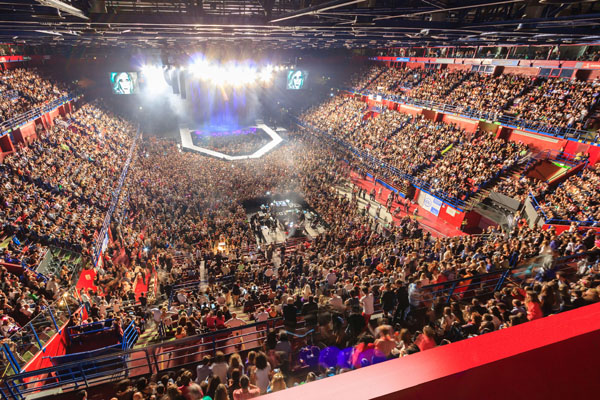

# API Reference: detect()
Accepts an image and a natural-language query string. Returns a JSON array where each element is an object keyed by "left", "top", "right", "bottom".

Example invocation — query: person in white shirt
[
  {"left": 329, "top": 290, "right": 345, "bottom": 313},
  {"left": 254, "top": 307, "right": 269, "bottom": 322},
  {"left": 111, "top": 297, "right": 121, "bottom": 314},
  {"left": 344, "top": 279, "right": 354, "bottom": 292},
  {"left": 99, "top": 299, "right": 109, "bottom": 318},
  {"left": 326, "top": 269, "right": 337, "bottom": 287},
  {"left": 210, "top": 352, "right": 229, "bottom": 383},
  {"left": 45, "top": 277, "right": 59, "bottom": 299},
  {"left": 225, "top": 313, "right": 246, "bottom": 328},
  {"left": 176, "top": 291, "right": 188, "bottom": 305},
  {"left": 20, "top": 303, "right": 33, "bottom": 318},
  {"left": 360, "top": 288, "right": 375, "bottom": 321}
]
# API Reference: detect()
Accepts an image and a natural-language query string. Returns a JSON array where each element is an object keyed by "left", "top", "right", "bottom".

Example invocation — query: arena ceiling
[{"left": 2, "top": 1, "right": 600, "bottom": 53}]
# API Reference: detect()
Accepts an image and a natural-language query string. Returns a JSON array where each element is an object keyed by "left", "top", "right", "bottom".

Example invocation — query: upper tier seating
[{"left": 0, "top": 68, "right": 69, "bottom": 123}]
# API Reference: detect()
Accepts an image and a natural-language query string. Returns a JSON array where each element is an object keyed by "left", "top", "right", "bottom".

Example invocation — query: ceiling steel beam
[
  {"left": 36, "top": 0, "right": 89, "bottom": 20},
  {"left": 374, "top": 0, "right": 525, "bottom": 21},
  {"left": 269, "top": 0, "right": 366, "bottom": 23}
]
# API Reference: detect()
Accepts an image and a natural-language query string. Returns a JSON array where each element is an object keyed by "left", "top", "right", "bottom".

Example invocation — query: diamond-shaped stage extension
[{"left": 179, "top": 124, "right": 284, "bottom": 160}]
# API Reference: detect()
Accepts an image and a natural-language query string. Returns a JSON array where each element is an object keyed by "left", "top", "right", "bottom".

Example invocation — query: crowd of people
[
  {"left": 300, "top": 94, "right": 531, "bottom": 202},
  {"left": 301, "top": 96, "right": 367, "bottom": 135},
  {"left": 444, "top": 73, "right": 532, "bottom": 120},
  {"left": 508, "top": 78, "right": 599, "bottom": 131},
  {"left": 349, "top": 65, "right": 385, "bottom": 91},
  {"left": 191, "top": 129, "right": 271, "bottom": 156},
  {"left": 360, "top": 67, "right": 433, "bottom": 97},
  {"left": 1, "top": 66, "right": 600, "bottom": 400},
  {"left": 105, "top": 130, "right": 600, "bottom": 399},
  {"left": 351, "top": 65, "right": 599, "bottom": 133},
  {"left": 0, "top": 101, "right": 133, "bottom": 335},
  {"left": 534, "top": 165, "right": 600, "bottom": 223},
  {"left": 0, "top": 68, "right": 68, "bottom": 123},
  {"left": 408, "top": 69, "right": 469, "bottom": 104},
  {"left": 415, "top": 130, "right": 530, "bottom": 201},
  {"left": 83, "top": 128, "right": 597, "bottom": 399}
]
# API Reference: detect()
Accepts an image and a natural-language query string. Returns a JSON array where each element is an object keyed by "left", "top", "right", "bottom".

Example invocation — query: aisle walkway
[{"left": 346, "top": 172, "right": 465, "bottom": 237}]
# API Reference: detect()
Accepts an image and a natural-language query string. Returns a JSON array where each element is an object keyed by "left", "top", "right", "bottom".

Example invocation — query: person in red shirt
[
  {"left": 205, "top": 311, "right": 217, "bottom": 330},
  {"left": 351, "top": 334, "right": 376, "bottom": 368},
  {"left": 525, "top": 291, "right": 543, "bottom": 321},
  {"left": 233, "top": 375, "right": 261, "bottom": 400},
  {"left": 414, "top": 326, "right": 437, "bottom": 352}
]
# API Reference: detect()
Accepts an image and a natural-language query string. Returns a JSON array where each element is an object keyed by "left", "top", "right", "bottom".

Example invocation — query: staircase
[
  {"left": 359, "top": 66, "right": 387, "bottom": 92},
  {"left": 443, "top": 70, "right": 474, "bottom": 97},
  {"left": 464, "top": 153, "right": 534, "bottom": 211}
]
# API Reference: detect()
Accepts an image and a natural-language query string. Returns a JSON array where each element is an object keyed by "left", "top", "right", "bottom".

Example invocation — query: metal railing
[
  {"left": 2, "top": 287, "right": 83, "bottom": 374},
  {"left": 420, "top": 249, "right": 597, "bottom": 307},
  {"left": 91, "top": 125, "right": 142, "bottom": 267},
  {"left": 345, "top": 89, "right": 599, "bottom": 144},
  {"left": 0, "top": 95, "right": 76, "bottom": 135},
  {"left": 529, "top": 191, "right": 599, "bottom": 227},
  {"left": 3, "top": 318, "right": 284, "bottom": 399}
]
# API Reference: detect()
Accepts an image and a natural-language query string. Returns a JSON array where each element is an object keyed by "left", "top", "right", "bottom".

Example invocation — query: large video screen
[
  {"left": 110, "top": 72, "right": 139, "bottom": 94},
  {"left": 287, "top": 70, "right": 308, "bottom": 90}
]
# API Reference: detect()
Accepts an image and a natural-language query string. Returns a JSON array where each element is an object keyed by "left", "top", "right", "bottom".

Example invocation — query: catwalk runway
[{"left": 179, "top": 123, "right": 284, "bottom": 160}]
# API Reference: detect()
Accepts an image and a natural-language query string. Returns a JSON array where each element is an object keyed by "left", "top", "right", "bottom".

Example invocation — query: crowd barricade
[
  {"left": 2, "top": 318, "right": 285, "bottom": 399},
  {"left": 419, "top": 249, "right": 597, "bottom": 308}
]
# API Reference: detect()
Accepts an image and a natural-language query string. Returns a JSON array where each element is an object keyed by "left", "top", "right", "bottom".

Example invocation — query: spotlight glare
[
  {"left": 141, "top": 65, "right": 168, "bottom": 94},
  {"left": 259, "top": 68, "right": 273, "bottom": 83}
]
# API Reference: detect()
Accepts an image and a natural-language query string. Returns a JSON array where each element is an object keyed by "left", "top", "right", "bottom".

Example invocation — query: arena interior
[{"left": 1, "top": 1, "right": 600, "bottom": 399}]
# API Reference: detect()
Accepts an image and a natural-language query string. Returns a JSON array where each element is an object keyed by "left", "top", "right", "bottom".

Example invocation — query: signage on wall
[{"left": 423, "top": 193, "right": 442, "bottom": 216}]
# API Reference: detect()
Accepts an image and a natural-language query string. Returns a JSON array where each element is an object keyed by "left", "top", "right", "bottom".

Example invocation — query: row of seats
[
  {"left": 354, "top": 65, "right": 600, "bottom": 132},
  {"left": 301, "top": 95, "right": 530, "bottom": 203},
  {"left": 0, "top": 68, "right": 68, "bottom": 123},
  {"left": 0, "top": 100, "right": 134, "bottom": 338}
]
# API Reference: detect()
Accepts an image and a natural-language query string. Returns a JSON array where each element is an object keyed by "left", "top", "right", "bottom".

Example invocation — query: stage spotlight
[
  {"left": 211, "top": 66, "right": 228, "bottom": 86},
  {"left": 259, "top": 68, "right": 273, "bottom": 83},
  {"left": 190, "top": 60, "right": 210, "bottom": 78},
  {"left": 142, "top": 65, "right": 169, "bottom": 94},
  {"left": 141, "top": 64, "right": 155, "bottom": 75}
]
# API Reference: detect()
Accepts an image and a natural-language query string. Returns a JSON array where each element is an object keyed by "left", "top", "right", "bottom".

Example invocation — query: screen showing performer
[
  {"left": 110, "top": 72, "right": 139, "bottom": 94},
  {"left": 286, "top": 70, "right": 308, "bottom": 90}
]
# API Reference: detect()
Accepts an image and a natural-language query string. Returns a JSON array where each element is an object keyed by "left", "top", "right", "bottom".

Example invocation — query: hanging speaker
[
  {"left": 179, "top": 70, "right": 187, "bottom": 99},
  {"left": 171, "top": 69, "right": 180, "bottom": 95}
]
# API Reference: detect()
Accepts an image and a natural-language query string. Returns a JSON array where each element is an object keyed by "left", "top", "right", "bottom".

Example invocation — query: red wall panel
[
  {"left": 47, "top": 108, "right": 59, "bottom": 122},
  {"left": 23, "top": 328, "right": 69, "bottom": 374},
  {"left": 437, "top": 203, "right": 466, "bottom": 228},
  {"left": 446, "top": 64, "right": 472, "bottom": 71},
  {"left": 506, "top": 128, "right": 567, "bottom": 151},
  {"left": 398, "top": 104, "right": 422, "bottom": 116},
  {"left": 503, "top": 66, "right": 540, "bottom": 76},
  {"left": 442, "top": 114, "right": 479, "bottom": 133},
  {"left": 0, "top": 134, "right": 14, "bottom": 153}
]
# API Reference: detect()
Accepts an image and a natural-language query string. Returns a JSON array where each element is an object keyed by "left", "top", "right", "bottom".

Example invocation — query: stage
[
  {"left": 179, "top": 123, "right": 284, "bottom": 160},
  {"left": 243, "top": 192, "right": 326, "bottom": 245}
]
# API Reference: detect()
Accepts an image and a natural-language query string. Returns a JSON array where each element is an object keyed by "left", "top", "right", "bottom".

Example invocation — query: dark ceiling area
[{"left": 1, "top": 0, "right": 600, "bottom": 54}]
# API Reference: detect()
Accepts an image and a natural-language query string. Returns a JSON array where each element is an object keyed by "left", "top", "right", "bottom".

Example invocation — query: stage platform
[
  {"left": 179, "top": 123, "right": 284, "bottom": 160},
  {"left": 243, "top": 193, "right": 327, "bottom": 245}
]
